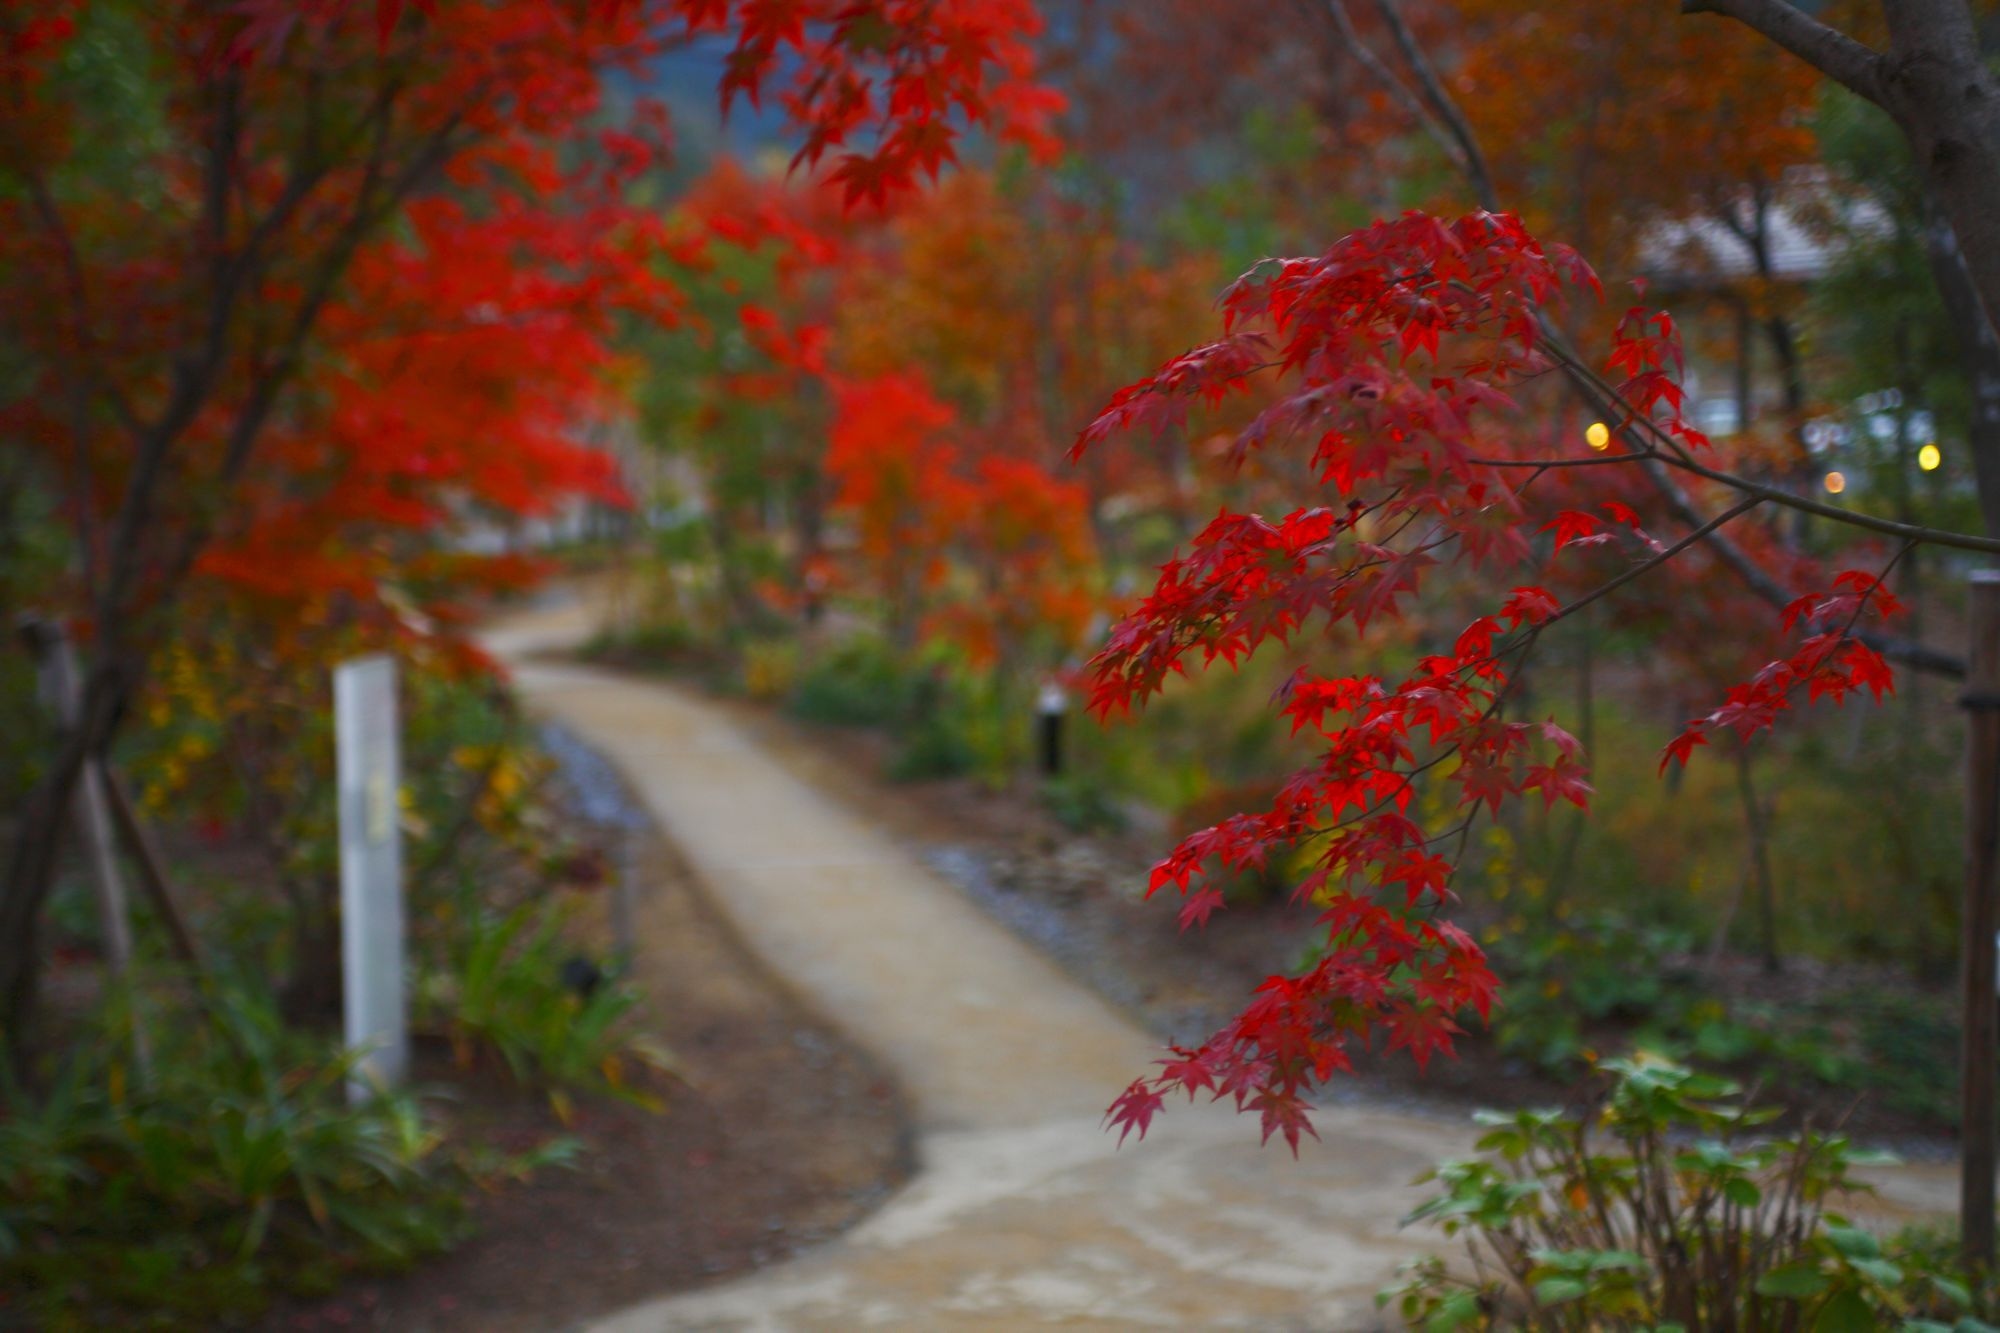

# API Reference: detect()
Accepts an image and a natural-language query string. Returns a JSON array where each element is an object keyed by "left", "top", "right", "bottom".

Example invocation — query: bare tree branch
[
  {"left": 1369, "top": 0, "right": 1501, "bottom": 212},
  {"left": 1680, "top": 0, "right": 1887, "bottom": 104},
  {"left": 1308, "top": 0, "right": 1460, "bottom": 172}
]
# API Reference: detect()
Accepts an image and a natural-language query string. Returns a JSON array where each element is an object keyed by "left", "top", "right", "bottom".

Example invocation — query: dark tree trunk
[
  {"left": 0, "top": 657, "right": 129, "bottom": 1050},
  {"left": 1920, "top": 192, "right": 2000, "bottom": 537},
  {"left": 279, "top": 885, "right": 344, "bottom": 1028}
]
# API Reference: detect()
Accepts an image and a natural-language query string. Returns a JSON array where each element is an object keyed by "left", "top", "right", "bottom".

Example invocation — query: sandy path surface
[{"left": 485, "top": 597, "right": 1957, "bottom": 1332}]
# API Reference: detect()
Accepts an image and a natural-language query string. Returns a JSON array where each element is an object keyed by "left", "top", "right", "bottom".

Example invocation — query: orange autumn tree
[
  {"left": 825, "top": 370, "right": 969, "bottom": 651},
  {"left": 937, "top": 455, "right": 1097, "bottom": 674},
  {"left": 646, "top": 160, "right": 1107, "bottom": 675},
  {"left": 0, "top": 0, "right": 1058, "bottom": 1035},
  {"left": 834, "top": 166, "right": 1220, "bottom": 549}
]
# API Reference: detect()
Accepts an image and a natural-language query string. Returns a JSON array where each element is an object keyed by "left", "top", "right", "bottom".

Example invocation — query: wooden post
[
  {"left": 101, "top": 768, "right": 204, "bottom": 972},
  {"left": 18, "top": 618, "right": 150, "bottom": 1076},
  {"left": 1962, "top": 570, "right": 2000, "bottom": 1268}
]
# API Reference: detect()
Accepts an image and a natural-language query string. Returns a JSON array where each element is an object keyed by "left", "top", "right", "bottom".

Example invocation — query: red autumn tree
[
  {"left": 0, "top": 0, "right": 1058, "bottom": 1035},
  {"left": 825, "top": 370, "right": 969, "bottom": 649}
]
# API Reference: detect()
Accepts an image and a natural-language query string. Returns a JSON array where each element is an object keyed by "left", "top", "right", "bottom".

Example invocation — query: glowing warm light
[
  {"left": 1919, "top": 442, "right": 1942, "bottom": 472},
  {"left": 1823, "top": 471, "right": 1847, "bottom": 495},
  {"left": 1585, "top": 421, "right": 1611, "bottom": 451}
]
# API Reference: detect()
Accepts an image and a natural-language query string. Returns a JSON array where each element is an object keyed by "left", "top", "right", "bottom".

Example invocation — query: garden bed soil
[
  {"left": 691, "top": 689, "right": 1963, "bottom": 1159},
  {"left": 252, "top": 727, "right": 912, "bottom": 1332}
]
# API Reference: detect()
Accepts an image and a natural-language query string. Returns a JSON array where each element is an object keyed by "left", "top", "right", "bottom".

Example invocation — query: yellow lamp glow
[
  {"left": 1585, "top": 421, "right": 1611, "bottom": 451},
  {"left": 1919, "top": 442, "right": 1942, "bottom": 472},
  {"left": 1823, "top": 471, "right": 1847, "bottom": 495}
]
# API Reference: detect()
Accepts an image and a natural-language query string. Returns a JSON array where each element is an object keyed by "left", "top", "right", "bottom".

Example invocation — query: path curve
[{"left": 485, "top": 598, "right": 1956, "bottom": 1332}]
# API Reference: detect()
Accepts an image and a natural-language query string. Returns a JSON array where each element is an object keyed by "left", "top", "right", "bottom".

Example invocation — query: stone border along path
[{"left": 484, "top": 598, "right": 1957, "bottom": 1333}]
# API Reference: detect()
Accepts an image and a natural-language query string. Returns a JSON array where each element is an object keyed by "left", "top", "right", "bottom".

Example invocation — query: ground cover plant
[
  {"left": 0, "top": 650, "right": 667, "bottom": 1325},
  {"left": 1386, "top": 1056, "right": 1996, "bottom": 1331}
]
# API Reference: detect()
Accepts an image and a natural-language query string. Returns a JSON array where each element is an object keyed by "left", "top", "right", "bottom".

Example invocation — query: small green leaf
[
  {"left": 1927, "top": 1274, "right": 1972, "bottom": 1309},
  {"left": 1850, "top": 1257, "right": 1903, "bottom": 1287},
  {"left": 1423, "top": 1289, "right": 1482, "bottom": 1332},
  {"left": 1812, "top": 1289, "right": 1876, "bottom": 1333},
  {"left": 1533, "top": 1276, "right": 1589, "bottom": 1306},
  {"left": 1756, "top": 1262, "right": 1831, "bottom": 1299},
  {"left": 1723, "top": 1176, "right": 1762, "bottom": 1208},
  {"left": 1825, "top": 1223, "right": 1881, "bottom": 1260}
]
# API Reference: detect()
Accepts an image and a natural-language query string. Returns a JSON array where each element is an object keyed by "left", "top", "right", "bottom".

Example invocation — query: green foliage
[
  {"left": 788, "top": 637, "right": 992, "bottom": 781},
  {"left": 888, "top": 705, "right": 981, "bottom": 782},
  {"left": 1040, "top": 773, "right": 1128, "bottom": 834},
  {"left": 1474, "top": 695, "right": 1961, "bottom": 975},
  {"left": 24, "top": 657, "right": 651, "bottom": 1323},
  {"left": 1383, "top": 1056, "right": 1993, "bottom": 1332},
  {"left": 580, "top": 616, "right": 728, "bottom": 680},
  {"left": 1481, "top": 900, "right": 1957, "bottom": 1122},
  {"left": 0, "top": 981, "right": 525, "bottom": 1328},
  {"left": 421, "top": 900, "right": 678, "bottom": 1123},
  {"left": 1485, "top": 907, "right": 1700, "bottom": 1073},
  {"left": 789, "top": 636, "right": 921, "bottom": 729}
]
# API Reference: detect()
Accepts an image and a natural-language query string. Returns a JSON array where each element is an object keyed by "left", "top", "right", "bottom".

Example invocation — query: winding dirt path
[{"left": 485, "top": 598, "right": 1957, "bottom": 1333}]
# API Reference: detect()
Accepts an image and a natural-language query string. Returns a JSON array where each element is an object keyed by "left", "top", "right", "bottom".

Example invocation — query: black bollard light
[{"left": 1036, "top": 680, "right": 1067, "bottom": 778}]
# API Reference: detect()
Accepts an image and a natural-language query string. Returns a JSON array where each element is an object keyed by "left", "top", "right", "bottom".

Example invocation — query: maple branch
[
  {"left": 1368, "top": 0, "right": 1501, "bottom": 213},
  {"left": 1309, "top": 0, "right": 1459, "bottom": 173},
  {"left": 1541, "top": 496, "right": 1765, "bottom": 631},
  {"left": 1537, "top": 325, "right": 2000, "bottom": 556},
  {"left": 1528, "top": 336, "right": 1969, "bottom": 675},
  {"left": 1679, "top": 0, "right": 1887, "bottom": 106}
]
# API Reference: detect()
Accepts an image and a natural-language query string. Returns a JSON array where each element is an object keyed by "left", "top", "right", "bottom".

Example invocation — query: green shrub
[
  {"left": 1382, "top": 1056, "right": 1993, "bottom": 1332},
  {"left": 1481, "top": 906, "right": 1958, "bottom": 1123},
  {"left": 1041, "top": 773, "right": 1128, "bottom": 834},
  {"left": 788, "top": 636, "right": 920, "bottom": 729},
  {"left": 1486, "top": 909, "right": 1699, "bottom": 1073},
  {"left": 0, "top": 981, "right": 527, "bottom": 1328},
  {"left": 580, "top": 618, "right": 714, "bottom": 671},
  {"left": 421, "top": 899, "right": 678, "bottom": 1123},
  {"left": 888, "top": 708, "right": 979, "bottom": 781}
]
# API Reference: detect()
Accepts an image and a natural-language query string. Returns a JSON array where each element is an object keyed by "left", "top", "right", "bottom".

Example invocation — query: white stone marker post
[{"left": 335, "top": 654, "right": 407, "bottom": 1103}]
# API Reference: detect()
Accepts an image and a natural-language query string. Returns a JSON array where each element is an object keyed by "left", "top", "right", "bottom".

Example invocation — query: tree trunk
[
  {"left": 1735, "top": 746, "right": 1783, "bottom": 975},
  {"left": 1920, "top": 191, "right": 2000, "bottom": 537},
  {"left": 1881, "top": 0, "right": 2000, "bottom": 352},
  {"left": 0, "top": 656, "right": 129, "bottom": 1050},
  {"left": 1690, "top": 0, "right": 2000, "bottom": 526}
]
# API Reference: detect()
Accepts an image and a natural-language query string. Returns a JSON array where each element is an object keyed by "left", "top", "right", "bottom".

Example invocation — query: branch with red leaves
[{"left": 1079, "top": 210, "right": 1916, "bottom": 1152}]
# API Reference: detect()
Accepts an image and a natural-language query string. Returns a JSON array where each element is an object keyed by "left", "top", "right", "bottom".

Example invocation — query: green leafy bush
[
  {"left": 421, "top": 900, "right": 678, "bottom": 1122},
  {"left": 887, "top": 707, "right": 979, "bottom": 781},
  {"left": 1483, "top": 907, "right": 1958, "bottom": 1122},
  {"left": 0, "top": 983, "right": 491, "bottom": 1328},
  {"left": 788, "top": 636, "right": 922, "bottom": 729},
  {"left": 1486, "top": 909, "right": 1700, "bottom": 1072},
  {"left": 1383, "top": 1056, "right": 1993, "bottom": 1332},
  {"left": 1041, "top": 773, "right": 1128, "bottom": 834}
]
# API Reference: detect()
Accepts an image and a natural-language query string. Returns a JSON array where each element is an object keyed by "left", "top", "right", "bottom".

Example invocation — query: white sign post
[{"left": 335, "top": 654, "right": 407, "bottom": 1102}]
